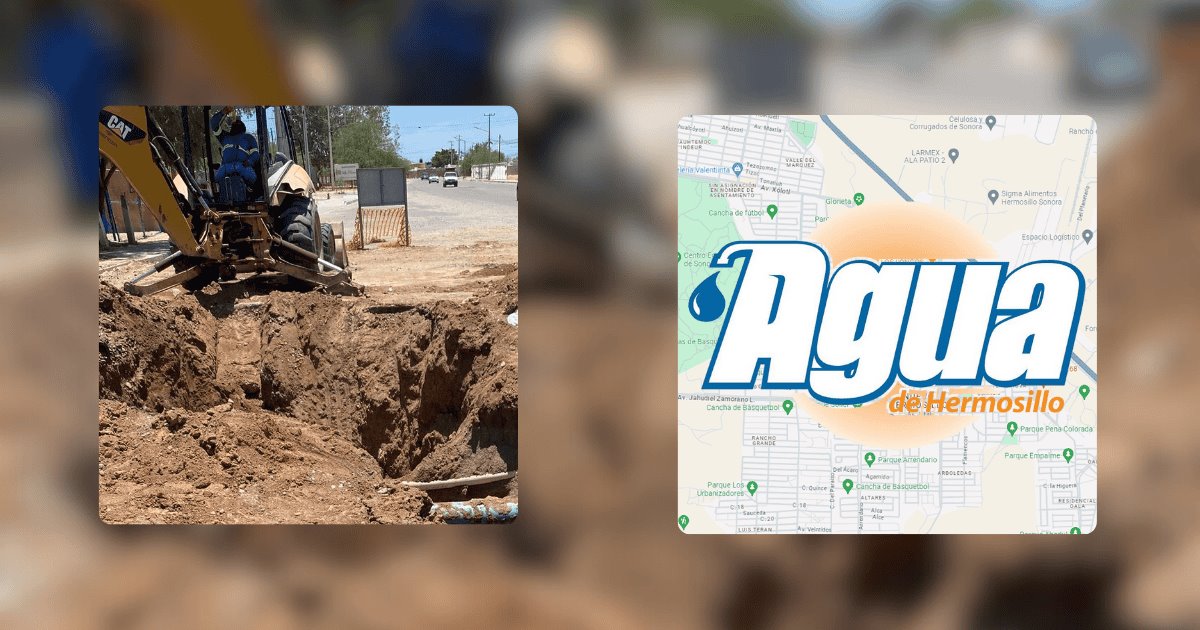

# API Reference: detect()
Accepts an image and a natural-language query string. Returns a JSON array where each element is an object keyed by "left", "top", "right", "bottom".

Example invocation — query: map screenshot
[{"left": 678, "top": 115, "right": 1097, "bottom": 534}]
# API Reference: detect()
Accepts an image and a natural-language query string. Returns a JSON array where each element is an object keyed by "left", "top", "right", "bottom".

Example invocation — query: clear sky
[
  {"left": 387, "top": 105, "right": 517, "bottom": 164},
  {"left": 794, "top": 0, "right": 1092, "bottom": 25}
]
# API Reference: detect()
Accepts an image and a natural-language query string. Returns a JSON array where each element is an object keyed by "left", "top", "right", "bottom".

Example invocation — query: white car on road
[
  {"left": 443, "top": 171, "right": 459, "bottom": 187},
  {"left": 429, "top": 174, "right": 439, "bottom": 184}
]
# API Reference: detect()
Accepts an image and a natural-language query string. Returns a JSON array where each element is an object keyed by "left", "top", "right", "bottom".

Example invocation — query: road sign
[{"left": 357, "top": 167, "right": 407, "bottom": 207}]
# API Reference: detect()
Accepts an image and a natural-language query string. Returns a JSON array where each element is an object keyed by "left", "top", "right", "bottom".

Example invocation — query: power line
[{"left": 390, "top": 118, "right": 517, "bottom": 131}]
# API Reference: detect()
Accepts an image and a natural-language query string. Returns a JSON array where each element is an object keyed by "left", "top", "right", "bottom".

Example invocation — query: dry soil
[{"left": 99, "top": 237, "right": 517, "bottom": 524}]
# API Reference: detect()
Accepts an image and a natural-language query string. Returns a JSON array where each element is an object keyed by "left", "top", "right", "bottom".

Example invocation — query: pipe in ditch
[
  {"left": 399, "top": 470, "right": 516, "bottom": 491},
  {"left": 429, "top": 501, "right": 518, "bottom": 524}
]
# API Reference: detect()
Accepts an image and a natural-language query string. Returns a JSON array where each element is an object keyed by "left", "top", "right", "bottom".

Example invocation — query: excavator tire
[
  {"left": 320, "top": 223, "right": 335, "bottom": 264},
  {"left": 275, "top": 197, "right": 320, "bottom": 270}
]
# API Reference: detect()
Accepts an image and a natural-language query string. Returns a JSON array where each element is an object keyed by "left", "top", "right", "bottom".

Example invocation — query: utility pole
[
  {"left": 301, "top": 106, "right": 313, "bottom": 177},
  {"left": 454, "top": 134, "right": 464, "bottom": 158},
  {"left": 484, "top": 113, "right": 495, "bottom": 152},
  {"left": 326, "top": 106, "right": 335, "bottom": 189}
]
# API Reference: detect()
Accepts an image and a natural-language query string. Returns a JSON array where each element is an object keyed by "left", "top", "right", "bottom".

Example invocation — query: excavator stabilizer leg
[{"left": 124, "top": 261, "right": 206, "bottom": 296}]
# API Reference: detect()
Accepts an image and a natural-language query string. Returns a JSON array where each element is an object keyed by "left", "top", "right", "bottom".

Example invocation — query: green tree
[
  {"left": 430, "top": 148, "right": 458, "bottom": 168},
  {"left": 285, "top": 106, "right": 397, "bottom": 183},
  {"left": 141, "top": 106, "right": 403, "bottom": 186},
  {"left": 458, "top": 142, "right": 504, "bottom": 175},
  {"left": 146, "top": 106, "right": 212, "bottom": 178},
  {"left": 332, "top": 120, "right": 411, "bottom": 169}
]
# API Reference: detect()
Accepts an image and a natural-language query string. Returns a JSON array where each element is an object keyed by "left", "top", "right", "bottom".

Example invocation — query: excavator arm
[
  {"left": 101, "top": 106, "right": 356, "bottom": 297},
  {"left": 99, "top": 106, "right": 205, "bottom": 256}
]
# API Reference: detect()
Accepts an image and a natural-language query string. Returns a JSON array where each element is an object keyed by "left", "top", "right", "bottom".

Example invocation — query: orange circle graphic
[{"left": 797, "top": 202, "right": 1001, "bottom": 448}]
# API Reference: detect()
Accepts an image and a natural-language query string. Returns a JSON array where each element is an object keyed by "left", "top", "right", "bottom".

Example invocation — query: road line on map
[
  {"left": 819, "top": 114, "right": 913, "bottom": 201},
  {"left": 1072, "top": 352, "right": 1097, "bottom": 382}
]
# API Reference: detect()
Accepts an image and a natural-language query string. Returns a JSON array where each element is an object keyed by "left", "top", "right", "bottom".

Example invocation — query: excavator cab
[
  {"left": 99, "top": 106, "right": 354, "bottom": 296},
  {"left": 209, "top": 109, "right": 258, "bottom": 205}
]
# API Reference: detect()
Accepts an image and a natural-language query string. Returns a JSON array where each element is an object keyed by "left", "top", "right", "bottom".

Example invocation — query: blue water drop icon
[{"left": 689, "top": 272, "right": 726, "bottom": 322}]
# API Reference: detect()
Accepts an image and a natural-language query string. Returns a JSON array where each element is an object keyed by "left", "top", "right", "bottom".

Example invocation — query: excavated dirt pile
[{"left": 98, "top": 277, "right": 517, "bottom": 524}]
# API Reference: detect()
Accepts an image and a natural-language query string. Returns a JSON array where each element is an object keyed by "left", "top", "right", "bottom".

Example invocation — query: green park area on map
[
  {"left": 678, "top": 176, "right": 741, "bottom": 373},
  {"left": 789, "top": 120, "right": 816, "bottom": 147}
]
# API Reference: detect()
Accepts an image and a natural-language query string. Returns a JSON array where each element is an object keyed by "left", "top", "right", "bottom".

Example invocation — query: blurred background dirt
[{"left": 3, "top": 0, "right": 1199, "bottom": 627}]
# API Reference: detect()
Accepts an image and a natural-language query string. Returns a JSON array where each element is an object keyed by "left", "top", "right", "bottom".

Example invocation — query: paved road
[
  {"left": 404, "top": 178, "right": 518, "bottom": 236},
  {"left": 317, "top": 178, "right": 517, "bottom": 244}
]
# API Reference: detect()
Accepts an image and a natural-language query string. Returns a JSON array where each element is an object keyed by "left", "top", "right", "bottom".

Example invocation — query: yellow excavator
[{"left": 99, "top": 106, "right": 354, "bottom": 295}]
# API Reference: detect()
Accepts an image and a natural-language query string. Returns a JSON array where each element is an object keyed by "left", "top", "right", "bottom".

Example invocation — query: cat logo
[{"left": 99, "top": 110, "right": 146, "bottom": 142}]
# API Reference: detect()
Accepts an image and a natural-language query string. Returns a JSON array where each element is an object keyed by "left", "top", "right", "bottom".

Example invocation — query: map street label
[
  {"left": 731, "top": 162, "right": 743, "bottom": 178},
  {"left": 842, "top": 479, "right": 854, "bottom": 494},
  {"left": 1082, "top": 229, "right": 1094, "bottom": 244},
  {"left": 986, "top": 115, "right": 997, "bottom": 130},
  {"left": 1007, "top": 421, "right": 1018, "bottom": 437},
  {"left": 1079, "top": 384, "right": 1091, "bottom": 399},
  {"left": 948, "top": 148, "right": 959, "bottom": 163},
  {"left": 678, "top": 514, "right": 690, "bottom": 530},
  {"left": 853, "top": 192, "right": 865, "bottom": 206},
  {"left": 988, "top": 189, "right": 999, "bottom": 204},
  {"left": 747, "top": 480, "right": 758, "bottom": 496},
  {"left": 1063, "top": 448, "right": 1074, "bottom": 463},
  {"left": 766, "top": 204, "right": 778, "bottom": 219},
  {"left": 782, "top": 399, "right": 793, "bottom": 415}
]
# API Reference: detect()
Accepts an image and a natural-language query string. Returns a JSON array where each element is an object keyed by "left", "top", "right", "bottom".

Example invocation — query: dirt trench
[{"left": 98, "top": 277, "right": 517, "bottom": 524}]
